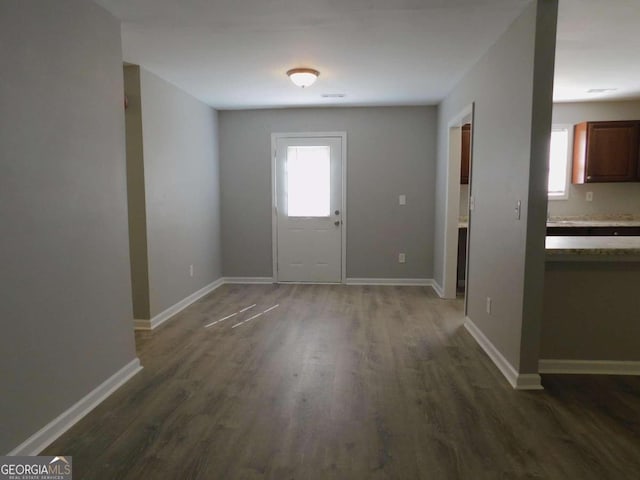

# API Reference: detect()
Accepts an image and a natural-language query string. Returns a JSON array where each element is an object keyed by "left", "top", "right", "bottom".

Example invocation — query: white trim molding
[
  {"left": 271, "top": 132, "right": 348, "bottom": 284},
  {"left": 464, "top": 317, "right": 543, "bottom": 390},
  {"left": 8, "top": 358, "right": 142, "bottom": 456},
  {"left": 345, "top": 278, "right": 434, "bottom": 287},
  {"left": 431, "top": 280, "right": 445, "bottom": 298},
  {"left": 135, "top": 278, "right": 225, "bottom": 330},
  {"left": 222, "top": 277, "right": 274, "bottom": 284},
  {"left": 443, "top": 103, "right": 475, "bottom": 301},
  {"left": 539, "top": 359, "right": 640, "bottom": 375},
  {"left": 135, "top": 277, "right": 446, "bottom": 332},
  {"left": 515, "top": 374, "right": 545, "bottom": 390}
]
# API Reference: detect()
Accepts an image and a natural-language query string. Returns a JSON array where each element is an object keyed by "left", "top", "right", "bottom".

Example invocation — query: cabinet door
[
  {"left": 460, "top": 124, "right": 471, "bottom": 184},
  {"left": 585, "top": 121, "right": 639, "bottom": 182}
]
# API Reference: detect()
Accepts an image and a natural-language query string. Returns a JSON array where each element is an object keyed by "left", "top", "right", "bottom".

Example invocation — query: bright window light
[
  {"left": 287, "top": 146, "right": 331, "bottom": 217},
  {"left": 548, "top": 128, "right": 570, "bottom": 198}
]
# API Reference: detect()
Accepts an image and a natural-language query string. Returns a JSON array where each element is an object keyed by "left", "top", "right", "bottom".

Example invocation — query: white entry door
[{"left": 274, "top": 135, "right": 344, "bottom": 283}]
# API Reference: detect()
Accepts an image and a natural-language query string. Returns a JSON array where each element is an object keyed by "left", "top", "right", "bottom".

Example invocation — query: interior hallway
[{"left": 44, "top": 285, "right": 640, "bottom": 479}]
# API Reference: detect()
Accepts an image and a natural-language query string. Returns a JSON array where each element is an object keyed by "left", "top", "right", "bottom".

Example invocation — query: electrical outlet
[
  {"left": 586, "top": 191, "right": 593, "bottom": 202},
  {"left": 486, "top": 297, "right": 492, "bottom": 314},
  {"left": 189, "top": 264, "right": 194, "bottom": 277},
  {"left": 398, "top": 253, "right": 406, "bottom": 264},
  {"left": 399, "top": 194, "right": 406, "bottom": 206}
]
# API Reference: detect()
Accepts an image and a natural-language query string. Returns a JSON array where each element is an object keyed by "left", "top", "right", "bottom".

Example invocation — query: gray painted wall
[
  {"left": 138, "top": 68, "right": 222, "bottom": 317},
  {"left": 549, "top": 100, "right": 640, "bottom": 217},
  {"left": 124, "top": 65, "right": 151, "bottom": 319},
  {"left": 0, "top": 0, "right": 137, "bottom": 453},
  {"left": 219, "top": 107, "right": 437, "bottom": 279},
  {"left": 434, "top": 0, "right": 558, "bottom": 374},
  {"left": 542, "top": 260, "right": 640, "bottom": 361}
]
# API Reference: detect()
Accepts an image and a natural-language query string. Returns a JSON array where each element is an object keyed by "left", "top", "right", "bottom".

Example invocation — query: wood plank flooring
[{"left": 44, "top": 284, "right": 640, "bottom": 479}]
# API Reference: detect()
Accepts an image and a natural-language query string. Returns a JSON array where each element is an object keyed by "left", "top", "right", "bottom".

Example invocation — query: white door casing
[
  {"left": 443, "top": 104, "right": 474, "bottom": 311},
  {"left": 272, "top": 133, "right": 346, "bottom": 283}
]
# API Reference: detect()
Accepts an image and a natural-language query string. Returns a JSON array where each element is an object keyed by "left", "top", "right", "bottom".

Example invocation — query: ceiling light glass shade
[{"left": 287, "top": 68, "right": 319, "bottom": 88}]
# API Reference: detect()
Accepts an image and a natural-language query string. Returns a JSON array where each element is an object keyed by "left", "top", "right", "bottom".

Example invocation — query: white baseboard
[
  {"left": 133, "top": 318, "right": 152, "bottom": 330},
  {"left": 515, "top": 374, "right": 545, "bottom": 389},
  {"left": 222, "top": 277, "right": 274, "bottom": 284},
  {"left": 135, "top": 278, "right": 226, "bottom": 330},
  {"left": 539, "top": 359, "right": 640, "bottom": 375},
  {"left": 431, "top": 280, "right": 445, "bottom": 298},
  {"left": 134, "top": 277, "right": 442, "bottom": 331},
  {"left": 8, "top": 358, "right": 142, "bottom": 456},
  {"left": 464, "top": 317, "right": 543, "bottom": 390},
  {"left": 345, "top": 278, "right": 434, "bottom": 287}
]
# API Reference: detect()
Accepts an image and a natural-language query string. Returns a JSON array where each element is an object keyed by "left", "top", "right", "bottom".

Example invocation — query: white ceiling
[
  {"left": 96, "top": 0, "right": 640, "bottom": 109},
  {"left": 554, "top": 0, "right": 640, "bottom": 103}
]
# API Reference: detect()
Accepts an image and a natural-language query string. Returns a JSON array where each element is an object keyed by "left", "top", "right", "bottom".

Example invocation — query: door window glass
[{"left": 287, "top": 146, "right": 330, "bottom": 217}]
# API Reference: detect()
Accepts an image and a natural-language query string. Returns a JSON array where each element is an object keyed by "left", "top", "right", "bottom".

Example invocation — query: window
[
  {"left": 286, "top": 145, "right": 331, "bottom": 217},
  {"left": 548, "top": 126, "right": 572, "bottom": 199}
]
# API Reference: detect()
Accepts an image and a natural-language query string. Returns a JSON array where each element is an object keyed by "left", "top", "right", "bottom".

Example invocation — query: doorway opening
[
  {"left": 271, "top": 132, "right": 347, "bottom": 283},
  {"left": 443, "top": 105, "right": 474, "bottom": 312}
]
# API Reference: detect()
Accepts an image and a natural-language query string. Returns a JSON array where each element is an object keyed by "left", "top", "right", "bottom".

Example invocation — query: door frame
[
  {"left": 443, "top": 104, "right": 474, "bottom": 307},
  {"left": 271, "top": 132, "right": 347, "bottom": 283}
]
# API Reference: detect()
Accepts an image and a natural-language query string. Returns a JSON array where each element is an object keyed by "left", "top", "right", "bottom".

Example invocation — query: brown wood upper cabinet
[
  {"left": 572, "top": 120, "right": 640, "bottom": 183},
  {"left": 460, "top": 123, "right": 471, "bottom": 184}
]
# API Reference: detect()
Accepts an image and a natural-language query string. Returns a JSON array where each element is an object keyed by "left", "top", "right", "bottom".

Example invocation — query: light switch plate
[
  {"left": 398, "top": 253, "right": 406, "bottom": 263},
  {"left": 399, "top": 194, "right": 406, "bottom": 205},
  {"left": 586, "top": 191, "right": 593, "bottom": 202}
]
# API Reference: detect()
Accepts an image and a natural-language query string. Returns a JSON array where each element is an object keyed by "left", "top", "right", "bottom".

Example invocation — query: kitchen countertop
[
  {"left": 547, "top": 218, "right": 640, "bottom": 227},
  {"left": 458, "top": 214, "right": 640, "bottom": 229},
  {"left": 545, "top": 235, "right": 640, "bottom": 259}
]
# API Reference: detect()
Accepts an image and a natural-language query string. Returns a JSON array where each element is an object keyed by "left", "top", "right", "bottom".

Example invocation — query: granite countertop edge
[
  {"left": 546, "top": 248, "right": 640, "bottom": 256},
  {"left": 546, "top": 220, "right": 640, "bottom": 228},
  {"left": 545, "top": 236, "right": 640, "bottom": 258},
  {"left": 458, "top": 215, "right": 640, "bottom": 229}
]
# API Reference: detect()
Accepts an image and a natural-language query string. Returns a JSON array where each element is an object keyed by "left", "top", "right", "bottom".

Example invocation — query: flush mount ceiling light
[{"left": 287, "top": 68, "right": 320, "bottom": 88}]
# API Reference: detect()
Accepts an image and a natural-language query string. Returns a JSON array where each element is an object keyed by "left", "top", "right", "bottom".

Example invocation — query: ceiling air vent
[{"left": 586, "top": 88, "right": 617, "bottom": 94}]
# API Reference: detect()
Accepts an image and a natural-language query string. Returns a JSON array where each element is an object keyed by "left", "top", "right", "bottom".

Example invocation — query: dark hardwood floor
[{"left": 44, "top": 284, "right": 640, "bottom": 479}]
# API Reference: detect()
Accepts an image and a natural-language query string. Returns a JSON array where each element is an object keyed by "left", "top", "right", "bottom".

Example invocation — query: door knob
[{"left": 334, "top": 220, "right": 340, "bottom": 226}]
